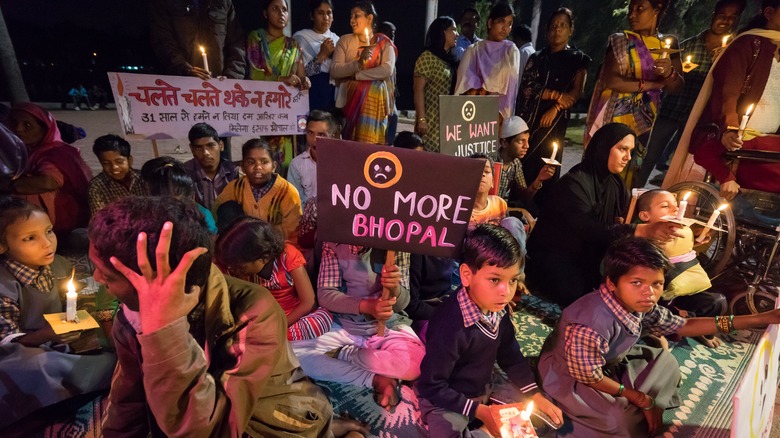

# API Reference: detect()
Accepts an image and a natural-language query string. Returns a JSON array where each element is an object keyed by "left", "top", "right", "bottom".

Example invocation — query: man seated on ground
[
  {"left": 184, "top": 123, "right": 238, "bottom": 210},
  {"left": 89, "top": 197, "right": 335, "bottom": 437},
  {"left": 288, "top": 110, "right": 335, "bottom": 204}
]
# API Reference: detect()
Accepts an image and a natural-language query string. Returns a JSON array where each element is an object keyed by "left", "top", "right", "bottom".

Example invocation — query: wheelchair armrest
[{"left": 723, "top": 149, "right": 780, "bottom": 163}]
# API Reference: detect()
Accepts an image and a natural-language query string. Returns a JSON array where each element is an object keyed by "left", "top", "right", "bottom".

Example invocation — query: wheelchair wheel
[
  {"left": 729, "top": 288, "right": 777, "bottom": 316},
  {"left": 668, "top": 181, "right": 736, "bottom": 276}
]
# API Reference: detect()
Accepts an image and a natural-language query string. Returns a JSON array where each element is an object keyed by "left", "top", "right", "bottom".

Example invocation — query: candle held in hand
[
  {"left": 696, "top": 204, "right": 728, "bottom": 242},
  {"left": 738, "top": 103, "right": 754, "bottom": 139},
  {"left": 661, "top": 38, "right": 672, "bottom": 59},
  {"left": 676, "top": 191, "right": 690, "bottom": 221},
  {"left": 364, "top": 27, "right": 370, "bottom": 44},
  {"left": 66, "top": 273, "right": 77, "bottom": 322},
  {"left": 550, "top": 142, "right": 558, "bottom": 161},
  {"left": 722, "top": 35, "right": 731, "bottom": 48},
  {"left": 199, "top": 45, "right": 209, "bottom": 73}
]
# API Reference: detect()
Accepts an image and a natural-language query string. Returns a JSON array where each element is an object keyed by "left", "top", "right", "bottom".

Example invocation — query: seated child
[
  {"left": 293, "top": 243, "right": 425, "bottom": 412},
  {"left": 393, "top": 131, "right": 424, "bottom": 151},
  {"left": 636, "top": 190, "right": 727, "bottom": 346},
  {"left": 0, "top": 196, "right": 114, "bottom": 428},
  {"left": 141, "top": 156, "right": 218, "bottom": 234},
  {"left": 215, "top": 216, "right": 333, "bottom": 341},
  {"left": 215, "top": 138, "right": 302, "bottom": 246},
  {"left": 87, "top": 134, "right": 147, "bottom": 215},
  {"left": 537, "top": 237, "right": 780, "bottom": 437},
  {"left": 416, "top": 224, "right": 562, "bottom": 437}
]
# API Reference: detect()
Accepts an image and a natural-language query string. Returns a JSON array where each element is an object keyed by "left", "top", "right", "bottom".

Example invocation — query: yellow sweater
[{"left": 216, "top": 175, "right": 302, "bottom": 247}]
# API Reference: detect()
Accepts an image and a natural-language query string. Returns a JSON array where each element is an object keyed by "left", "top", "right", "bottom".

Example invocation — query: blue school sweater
[{"left": 416, "top": 289, "right": 538, "bottom": 419}]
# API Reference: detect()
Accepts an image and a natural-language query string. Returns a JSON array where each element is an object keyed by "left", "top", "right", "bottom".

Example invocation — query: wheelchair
[{"left": 665, "top": 149, "right": 780, "bottom": 316}]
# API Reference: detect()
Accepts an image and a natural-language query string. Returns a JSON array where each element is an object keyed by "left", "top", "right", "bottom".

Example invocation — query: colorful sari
[
  {"left": 247, "top": 29, "right": 302, "bottom": 173},
  {"left": 585, "top": 31, "right": 665, "bottom": 186},
  {"left": 342, "top": 33, "right": 397, "bottom": 144}
]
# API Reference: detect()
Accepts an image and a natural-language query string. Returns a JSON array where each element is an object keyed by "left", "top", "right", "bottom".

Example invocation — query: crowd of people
[{"left": 2, "top": 0, "right": 780, "bottom": 436}]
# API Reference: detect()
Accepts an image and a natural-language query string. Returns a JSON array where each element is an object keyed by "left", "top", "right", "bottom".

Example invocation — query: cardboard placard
[
  {"left": 316, "top": 138, "right": 483, "bottom": 257},
  {"left": 439, "top": 95, "right": 500, "bottom": 160},
  {"left": 44, "top": 310, "right": 100, "bottom": 334},
  {"left": 108, "top": 72, "right": 309, "bottom": 140}
]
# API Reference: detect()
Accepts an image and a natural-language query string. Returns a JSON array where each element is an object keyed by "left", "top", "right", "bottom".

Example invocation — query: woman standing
[
  {"left": 454, "top": 2, "right": 520, "bottom": 121},
  {"left": 331, "top": 1, "right": 397, "bottom": 144},
  {"left": 293, "top": 0, "right": 339, "bottom": 111},
  {"left": 517, "top": 8, "right": 590, "bottom": 202},
  {"left": 413, "top": 17, "right": 458, "bottom": 153},
  {"left": 584, "top": 0, "right": 683, "bottom": 187},
  {"left": 248, "top": 0, "right": 310, "bottom": 174}
]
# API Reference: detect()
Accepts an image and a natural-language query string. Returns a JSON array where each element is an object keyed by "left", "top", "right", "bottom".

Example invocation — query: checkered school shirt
[
  {"left": 658, "top": 31, "right": 712, "bottom": 122},
  {"left": 88, "top": 170, "right": 147, "bottom": 215},
  {"left": 457, "top": 286, "right": 506, "bottom": 336},
  {"left": 250, "top": 174, "right": 278, "bottom": 202},
  {"left": 498, "top": 158, "right": 527, "bottom": 200},
  {"left": 0, "top": 258, "right": 55, "bottom": 339},
  {"left": 317, "top": 243, "right": 410, "bottom": 292},
  {"left": 563, "top": 284, "right": 685, "bottom": 384}
]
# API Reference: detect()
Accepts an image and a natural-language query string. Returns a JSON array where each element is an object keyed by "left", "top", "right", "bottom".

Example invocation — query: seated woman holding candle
[
  {"left": 678, "top": 1, "right": 780, "bottom": 201},
  {"left": 248, "top": 0, "right": 310, "bottom": 174},
  {"left": 584, "top": 0, "right": 684, "bottom": 188},
  {"left": 0, "top": 196, "right": 115, "bottom": 429},
  {"left": 525, "top": 123, "right": 683, "bottom": 308},
  {"left": 330, "top": 1, "right": 397, "bottom": 144}
]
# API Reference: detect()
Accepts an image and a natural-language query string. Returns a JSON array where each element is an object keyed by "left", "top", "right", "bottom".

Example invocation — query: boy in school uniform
[
  {"left": 87, "top": 134, "right": 147, "bottom": 215},
  {"left": 416, "top": 224, "right": 562, "bottom": 437}
]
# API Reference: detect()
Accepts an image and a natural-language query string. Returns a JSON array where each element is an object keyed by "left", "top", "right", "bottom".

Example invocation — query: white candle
[
  {"left": 66, "top": 275, "right": 77, "bottom": 322},
  {"left": 199, "top": 46, "right": 209, "bottom": 73},
  {"left": 364, "top": 27, "right": 370, "bottom": 44},
  {"left": 550, "top": 142, "right": 558, "bottom": 161},
  {"left": 660, "top": 38, "right": 672, "bottom": 59},
  {"left": 676, "top": 191, "right": 690, "bottom": 221},
  {"left": 685, "top": 55, "right": 692, "bottom": 65},
  {"left": 722, "top": 35, "right": 730, "bottom": 48},
  {"left": 697, "top": 204, "right": 728, "bottom": 242},
  {"left": 738, "top": 103, "right": 754, "bottom": 139}
]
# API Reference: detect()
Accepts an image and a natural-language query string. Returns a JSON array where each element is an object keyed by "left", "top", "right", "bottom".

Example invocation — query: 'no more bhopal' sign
[{"left": 317, "top": 138, "right": 483, "bottom": 257}]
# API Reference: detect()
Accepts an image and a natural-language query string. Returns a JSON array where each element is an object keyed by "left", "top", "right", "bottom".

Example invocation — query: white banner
[{"left": 108, "top": 72, "right": 309, "bottom": 140}]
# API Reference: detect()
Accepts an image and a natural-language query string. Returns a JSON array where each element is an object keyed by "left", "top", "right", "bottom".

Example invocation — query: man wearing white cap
[{"left": 498, "top": 116, "right": 556, "bottom": 209}]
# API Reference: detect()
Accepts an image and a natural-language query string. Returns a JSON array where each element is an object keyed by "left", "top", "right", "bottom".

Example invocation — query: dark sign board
[
  {"left": 316, "top": 138, "right": 483, "bottom": 257},
  {"left": 439, "top": 95, "right": 500, "bottom": 160}
]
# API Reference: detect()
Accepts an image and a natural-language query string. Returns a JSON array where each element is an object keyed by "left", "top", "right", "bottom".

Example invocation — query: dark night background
[{"left": 0, "top": 0, "right": 560, "bottom": 109}]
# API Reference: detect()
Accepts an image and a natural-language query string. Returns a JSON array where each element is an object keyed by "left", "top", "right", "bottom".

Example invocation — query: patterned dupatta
[{"left": 247, "top": 28, "right": 301, "bottom": 80}]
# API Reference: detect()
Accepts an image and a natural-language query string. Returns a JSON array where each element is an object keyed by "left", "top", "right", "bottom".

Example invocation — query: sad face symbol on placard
[
  {"left": 461, "top": 100, "right": 476, "bottom": 122},
  {"left": 363, "top": 151, "right": 403, "bottom": 189}
]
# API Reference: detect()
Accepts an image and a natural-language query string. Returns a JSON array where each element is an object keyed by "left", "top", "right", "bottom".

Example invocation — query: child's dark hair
[
  {"left": 635, "top": 189, "right": 666, "bottom": 216},
  {"left": 141, "top": 156, "right": 195, "bottom": 200},
  {"left": 215, "top": 216, "right": 285, "bottom": 268},
  {"left": 188, "top": 122, "right": 220, "bottom": 144},
  {"left": 93, "top": 134, "right": 131, "bottom": 158},
  {"left": 0, "top": 196, "right": 47, "bottom": 247},
  {"left": 469, "top": 152, "right": 493, "bottom": 167},
  {"left": 462, "top": 224, "right": 523, "bottom": 271},
  {"left": 89, "top": 196, "right": 213, "bottom": 292},
  {"left": 393, "top": 131, "right": 423, "bottom": 149},
  {"left": 603, "top": 237, "right": 670, "bottom": 282},
  {"left": 241, "top": 138, "right": 273, "bottom": 159}
]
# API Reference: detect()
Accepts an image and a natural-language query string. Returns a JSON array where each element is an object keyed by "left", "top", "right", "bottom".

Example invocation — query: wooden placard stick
[
  {"left": 376, "top": 250, "right": 396, "bottom": 337},
  {"left": 151, "top": 139, "right": 160, "bottom": 158},
  {"left": 624, "top": 188, "right": 640, "bottom": 225}
]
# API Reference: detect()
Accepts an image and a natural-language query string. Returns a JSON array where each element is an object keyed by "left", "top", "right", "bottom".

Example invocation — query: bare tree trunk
[
  {"left": 0, "top": 5, "right": 29, "bottom": 103},
  {"left": 530, "top": 0, "right": 541, "bottom": 47}
]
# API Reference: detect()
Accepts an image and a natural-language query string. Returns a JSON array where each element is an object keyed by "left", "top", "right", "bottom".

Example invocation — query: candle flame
[
  {"left": 686, "top": 55, "right": 692, "bottom": 63},
  {"left": 745, "top": 103, "right": 755, "bottom": 116},
  {"left": 67, "top": 268, "right": 75, "bottom": 293},
  {"left": 717, "top": 203, "right": 729, "bottom": 211},
  {"left": 199, "top": 45, "right": 206, "bottom": 55},
  {"left": 722, "top": 35, "right": 731, "bottom": 46},
  {"left": 664, "top": 38, "right": 672, "bottom": 48},
  {"left": 364, "top": 28, "right": 370, "bottom": 42},
  {"left": 682, "top": 191, "right": 691, "bottom": 201},
  {"left": 520, "top": 401, "right": 534, "bottom": 421}
]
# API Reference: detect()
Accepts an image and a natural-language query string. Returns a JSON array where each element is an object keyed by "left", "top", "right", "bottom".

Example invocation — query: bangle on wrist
[
  {"left": 638, "top": 78, "right": 646, "bottom": 93},
  {"left": 417, "top": 117, "right": 427, "bottom": 123},
  {"left": 615, "top": 383, "right": 625, "bottom": 397},
  {"left": 533, "top": 181, "right": 543, "bottom": 190}
]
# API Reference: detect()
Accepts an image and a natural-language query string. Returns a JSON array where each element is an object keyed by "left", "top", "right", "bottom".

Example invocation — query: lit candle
[
  {"left": 697, "top": 204, "right": 728, "bottom": 242},
  {"left": 199, "top": 45, "right": 209, "bottom": 73},
  {"left": 520, "top": 401, "right": 534, "bottom": 422},
  {"left": 66, "top": 271, "right": 77, "bottom": 322},
  {"left": 364, "top": 27, "right": 370, "bottom": 44},
  {"left": 738, "top": 103, "right": 754, "bottom": 139},
  {"left": 660, "top": 38, "right": 672, "bottom": 59},
  {"left": 676, "top": 191, "right": 690, "bottom": 221},
  {"left": 685, "top": 55, "right": 692, "bottom": 65},
  {"left": 722, "top": 35, "right": 731, "bottom": 48},
  {"left": 550, "top": 142, "right": 558, "bottom": 162}
]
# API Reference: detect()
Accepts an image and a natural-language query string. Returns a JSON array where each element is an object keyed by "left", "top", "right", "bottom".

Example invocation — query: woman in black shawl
[{"left": 526, "top": 123, "right": 682, "bottom": 307}]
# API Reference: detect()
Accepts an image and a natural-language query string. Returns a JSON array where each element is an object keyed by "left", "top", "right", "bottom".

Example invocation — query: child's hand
[
  {"left": 475, "top": 404, "right": 501, "bottom": 437},
  {"left": 360, "top": 296, "right": 396, "bottom": 321},
  {"left": 538, "top": 165, "right": 556, "bottom": 182},
  {"left": 110, "top": 221, "right": 208, "bottom": 334},
  {"left": 531, "top": 392, "right": 563, "bottom": 427},
  {"left": 380, "top": 264, "right": 402, "bottom": 297}
]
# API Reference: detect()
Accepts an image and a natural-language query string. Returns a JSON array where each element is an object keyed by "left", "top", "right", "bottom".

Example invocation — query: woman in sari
[
  {"left": 331, "top": 1, "right": 397, "bottom": 144},
  {"left": 248, "top": 0, "right": 310, "bottom": 175},
  {"left": 3, "top": 103, "right": 91, "bottom": 237},
  {"left": 517, "top": 8, "right": 590, "bottom": 203},
  {"left": 413, "top": 16, "right": 458, "bottom": 153},
  {"left": 585, "top": 0, "right": 684, "bottom": 188},
  {"left": 454, "top": 2, "right": 520, "bottom": 121},
  {"left": 293, "top": 0, "right": 339, "bottom": 111}
]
